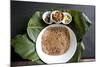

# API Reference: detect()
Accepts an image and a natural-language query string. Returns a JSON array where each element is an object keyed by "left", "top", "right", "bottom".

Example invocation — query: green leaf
[
  {"left": 27, "top": 11, "right": 47, "bottom": 42},
  {"left": 68, "top": 42, "right": 85, "bottom": 62},
  {"left": 11, "top": 34, "right": 39, "bottom": 60},
  {"left": 27, "top": 28, "right": 42, "bottom": 42},
  {"left": 67, "top": 10, "right": 92, "bottom": 41},
  {"left": 27, "top": 52, "right": 40, "bottom": 61}
]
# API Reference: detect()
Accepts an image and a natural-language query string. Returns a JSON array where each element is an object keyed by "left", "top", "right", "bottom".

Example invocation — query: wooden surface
[{"left": 11, "top": 58, "right": 95, "bottom": 66}]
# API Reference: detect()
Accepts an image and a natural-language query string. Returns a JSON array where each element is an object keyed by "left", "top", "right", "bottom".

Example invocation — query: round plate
[{"left": 36, "top": 24, "right": 77, "bottom": 64}]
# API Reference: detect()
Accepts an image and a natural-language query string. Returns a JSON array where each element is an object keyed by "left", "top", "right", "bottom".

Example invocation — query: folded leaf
[
  {"left": 27, "top": 11, "right": 47, "bottom": 42},
  {"left": 68, "top": 41, "right": 85, "bottom": 62},
  {"left": 11, "top": 34, "right": 39, "bottom": 60},
  {"left": 27, "top": 28, "right": 42, "bottom": 42},
  {"left": 67, "top": 10, "right": 92, "bottom": 41}
]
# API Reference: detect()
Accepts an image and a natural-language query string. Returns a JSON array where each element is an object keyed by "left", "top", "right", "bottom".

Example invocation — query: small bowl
[
  {"left": 36, "top": 24, "right": 77, "bottom": 64},
  {"left": 50, "top": 10, "right": 64, "bottom": 24},
  {"left": 62, "top": 12, "right": 72, "bottom": 24},
  {"left": 42, "top": 11, "right": 53, "bottom": 24}
]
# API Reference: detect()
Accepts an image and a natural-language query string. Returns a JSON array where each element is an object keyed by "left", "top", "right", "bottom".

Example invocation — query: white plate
[{"left": 36, "top": 24, "right": 77, "bottom": 64}]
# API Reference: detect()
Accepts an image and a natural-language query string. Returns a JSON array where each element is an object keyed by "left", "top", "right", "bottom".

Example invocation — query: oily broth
[{"left": 42, "top": 27, "right": 70, "bottom": 55}]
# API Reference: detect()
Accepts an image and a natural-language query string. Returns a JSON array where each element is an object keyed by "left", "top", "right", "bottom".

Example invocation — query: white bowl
[
  {"left": 63, "top": 12, "right": 72, "bottom": 24},
  {"left": 50, "top": 10, "right": 65, "bottom": 24},
  {"left": 36, "top": 24, "right": 77, "bottom": 64},
  {"left": 42, "top": 11, "right": 53, "bottom": 24}
]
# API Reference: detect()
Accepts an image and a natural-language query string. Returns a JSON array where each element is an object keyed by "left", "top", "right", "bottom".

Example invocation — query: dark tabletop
[{"left": 11, "top": 1, "right": 95, "bottom": 62}]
